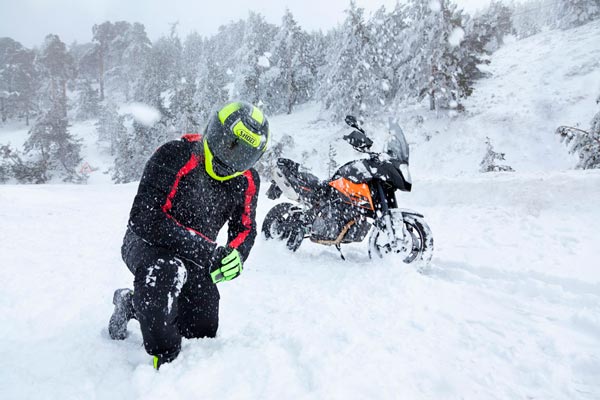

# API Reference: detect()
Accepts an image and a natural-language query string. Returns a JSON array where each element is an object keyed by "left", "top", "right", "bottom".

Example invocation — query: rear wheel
[{"left": 262, "top": 203, "right": 305, "bottom": 251}]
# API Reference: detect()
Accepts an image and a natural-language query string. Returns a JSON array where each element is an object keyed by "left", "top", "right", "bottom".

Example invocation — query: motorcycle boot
[{"left": 108, "top": 288, "right": 135, "bottom": 340}]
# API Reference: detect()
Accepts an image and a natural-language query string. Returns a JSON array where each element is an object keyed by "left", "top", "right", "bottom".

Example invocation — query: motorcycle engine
[{"left": 311, "top": 205, "right": 341, "bottom": 242}]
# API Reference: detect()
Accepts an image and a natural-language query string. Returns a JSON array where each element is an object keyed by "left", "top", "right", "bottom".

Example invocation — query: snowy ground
[
  {"left": 1, "top": 170, "right": 599, "bottom": 400},
  {"left": 1, "top": 19, "right": 600, "bottom": 400}
]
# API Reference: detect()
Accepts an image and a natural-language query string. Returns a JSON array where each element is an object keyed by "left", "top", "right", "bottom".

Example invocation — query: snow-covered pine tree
[
  {"left": 471, "top": 1, "right": 513, "bottom": 53},
  {"left": 168, "top": 26, "right": 204, "bottom": 135},
  {"left": 71, "top": 41, "right": 98, "bottom": 82},
  {"left": 182, "top": 32, "right": 204, "bottom": 73},
  {"left": 111, "top": 119, "right": 138, "bottom": 183},
  {"left": 0, "top": 145, "right": 14, "bottom": 182},
  {"left": 172, "top": 75, "right": 200, "bottom": 134},
  {"left": 320, "top": 1, "right": 373, "bottom": 120},
  {"left": 91, "top": 22, "right": 115, "bottom": 101},
  {"left": 23, "top": 34, "right": 83, "bottom": 183},
  {"left": 401, "top": 0, "right": 487, "bottom": 111},
  {"left": 25, "top": 104, "right": 84, "bottom": 182},
  {"left": 455, "top": 14, "right": 493, "bottom": 99},
  {"left": 210, "top": 20, "right": 246, "bottom": 82},
  {"left": 96, "top": 101, "right": 125, "bottom": 156},
  {"left": 171, "top": 32, "right": 204, "bottom": 133},
  {"left": 365, "top": 4, "right": 410, "bottom": 108},
  {"left": 75, "top": 79, "right": 100, "bottom": 120},
  {"left": 0, "top": 144, "right": 46, "bottom": 183},
  {"left": 304, "top": 31, "right": 328, "bottom": 101},
  {"left": 36, "top": 35, "right": 75, "bottom": 109},
  {"left": 113, "top": 115, "right": 177, "bottom": 183},
  {"left": 512, "top": 0, "right": 555, "bottom": 38},
  {"left": 111, "top": 30, "right": 181, "bottom": 183},
  {"left": 0, "top": 38, "right": 38, "bottom": 125},
  {"left": 480, "top": 137, "right": 514, "bottom": 172},
  {"left": 232, "top": 12, "right": 277, "bottom": 106},
  {"left": 119, "top": 22, "right": 152, "bottom": 101},
  {"left": 265, "top": 9, "right": 312, "bottom": 114},
  {"left": 556, "top": 100, "right": 600, "bottom": 169},
  {"left": 136, "top": 32, "right": 180, "bottom": 124},
  {"left": 556, "top": 0, "right": 600, "bottom": 29},
  {"left": 194, "top": 39, "right": 229, "bottom": 125},
  {"left": 0, "top": 38, "right": 22, "bottom": 122},
  {"left": 90, "top": 21, "right": 152, "bottom": 102}
]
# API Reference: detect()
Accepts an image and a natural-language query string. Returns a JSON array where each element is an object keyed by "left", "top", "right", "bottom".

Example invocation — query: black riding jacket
[{"left": 122, "top": 134, "right": 260, "bottom": 266}]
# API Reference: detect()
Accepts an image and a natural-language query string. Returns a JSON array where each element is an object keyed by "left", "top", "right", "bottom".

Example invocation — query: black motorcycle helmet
[{"left": 203, "top": 101, "right": 270, "bottom": 181}]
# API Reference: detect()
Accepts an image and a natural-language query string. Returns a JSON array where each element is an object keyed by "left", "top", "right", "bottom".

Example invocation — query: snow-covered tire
[
  {"left": 369, "top": 212, "right": 434, "bottom": 271},
  {"left": 262, "top": 203, "right": 294, "bottom": 240},
  {"left": 262, "top": 203, "right": 305, "bottom": 251},
  {"left": 401, "top": 214, "right": 434, "bottom": 269}
]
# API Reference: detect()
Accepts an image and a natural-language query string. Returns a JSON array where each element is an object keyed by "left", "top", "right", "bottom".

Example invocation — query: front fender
[{"left": 398, "top": 208, "right": 424, "bottom": 218}]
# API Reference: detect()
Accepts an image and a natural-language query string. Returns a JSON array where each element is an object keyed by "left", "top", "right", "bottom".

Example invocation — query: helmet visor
[{"left": 206, "top": 115, "right": 265, "bottom": 173}]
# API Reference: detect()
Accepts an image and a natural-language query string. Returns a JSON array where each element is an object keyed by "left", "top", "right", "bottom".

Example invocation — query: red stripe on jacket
[
  {"left": 161, "top": 153, "right": 215, "bottom": 243},
  {"left": 181, "top": 133, "right": 202, "bottom": 142},
  {"left": 229, "top": 170, "right": 257, "bottom": 249}
]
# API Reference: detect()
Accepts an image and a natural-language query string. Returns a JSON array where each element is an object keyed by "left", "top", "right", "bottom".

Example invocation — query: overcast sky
[{"left": 0, "top": 0, "right": 493, "bottom": 48}]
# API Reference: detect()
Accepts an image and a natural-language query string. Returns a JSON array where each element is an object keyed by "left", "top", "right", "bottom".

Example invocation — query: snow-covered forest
[{"left": 1, "top": 0, "right": 599, "bottom": 184}]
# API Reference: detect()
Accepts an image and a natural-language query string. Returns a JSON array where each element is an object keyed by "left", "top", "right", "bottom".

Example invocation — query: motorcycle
[{"left": 261, "top": 115, "right": 433, "bottom": 268}]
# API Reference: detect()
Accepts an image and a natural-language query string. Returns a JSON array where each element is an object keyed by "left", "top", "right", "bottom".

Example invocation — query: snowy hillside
[
  {"left": 391, "top": 19, "right": 600, "bottom": 178},
  {"left": 1, "top": 19, "right": 600, "bottom": 400}
]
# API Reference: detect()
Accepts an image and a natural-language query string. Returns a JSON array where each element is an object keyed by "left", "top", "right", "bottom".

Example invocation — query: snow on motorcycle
[{"left": 261, "top": 115, "right": 433, "bottom": 269}]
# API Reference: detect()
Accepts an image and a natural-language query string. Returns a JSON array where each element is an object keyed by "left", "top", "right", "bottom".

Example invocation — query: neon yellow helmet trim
[
  {"left": 251, "top": 106, "right": 264, "bottom": 124},
  {"left": 204, "top": 140, "right": 244, "bottom": 181},
  {"left": 218, "top": 102, "right": 242, "bottom": 124},
  {"left": 218, "top": 102, "right": 265, "bottom": 126}
]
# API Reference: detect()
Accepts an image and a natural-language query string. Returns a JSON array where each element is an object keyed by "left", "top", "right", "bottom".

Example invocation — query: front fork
[{"left": 374, "top": 181, "right": 405, "bottom": 247}]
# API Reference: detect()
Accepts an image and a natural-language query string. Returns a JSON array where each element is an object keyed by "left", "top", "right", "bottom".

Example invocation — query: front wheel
[{"left": 369, "top": 211, "right": 434, "bottom": 270}]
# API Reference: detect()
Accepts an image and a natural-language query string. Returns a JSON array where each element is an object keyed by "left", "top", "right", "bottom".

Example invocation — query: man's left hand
[{"left": 210, "top": 247, "right": 243, "bottom": 284}]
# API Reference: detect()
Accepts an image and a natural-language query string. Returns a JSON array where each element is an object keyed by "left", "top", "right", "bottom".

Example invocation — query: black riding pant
[{"left": 122, "top": 236, "right": 219, "bottom": 357}]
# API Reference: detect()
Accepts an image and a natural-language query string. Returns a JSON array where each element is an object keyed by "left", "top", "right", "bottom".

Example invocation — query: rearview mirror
[
  {"left": 345, "top": 115, "right": 365, "bottom": 133},
  {"left": 345, "top": 115, "right": 358, "bottom": 128}
]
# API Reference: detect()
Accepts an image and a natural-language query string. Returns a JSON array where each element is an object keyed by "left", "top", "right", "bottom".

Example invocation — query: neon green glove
[{"left": 210, "top": 247, "right": 243, "bottom": 284}]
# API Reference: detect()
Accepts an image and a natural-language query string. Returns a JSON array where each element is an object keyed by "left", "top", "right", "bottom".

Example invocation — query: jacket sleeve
[
  {"left": 227, "top": 168, "right": 260, "bottom": 261},
  {"left": 127, "top": 140, "right": 216, "bottom": 262}
]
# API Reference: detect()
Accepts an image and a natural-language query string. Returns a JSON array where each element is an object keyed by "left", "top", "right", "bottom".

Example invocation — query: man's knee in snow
[{"left": 133, "top": 257, "right": 187, "bottom": 314}]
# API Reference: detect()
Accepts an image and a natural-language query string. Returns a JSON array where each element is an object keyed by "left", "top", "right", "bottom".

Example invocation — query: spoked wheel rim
[
  {"left": 268, "top": 219, "right": 285, "bottom": 239},
  {"left": 369, "top": 214, "right": 433, "bottom": 272},
  {"left": 374, "top": 222, "right": 421, "bottom": 263},
  {"left": 401, "top": 223, "right": 423, "bottom": 263}
]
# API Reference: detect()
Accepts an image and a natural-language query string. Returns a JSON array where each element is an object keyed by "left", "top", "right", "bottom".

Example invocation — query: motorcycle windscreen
[
  {"left": 384, "top": 120, "right": 410, "bottom": 163},
  {"left": 329, "top": 178, "right": 374, "bottom": 210}
]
